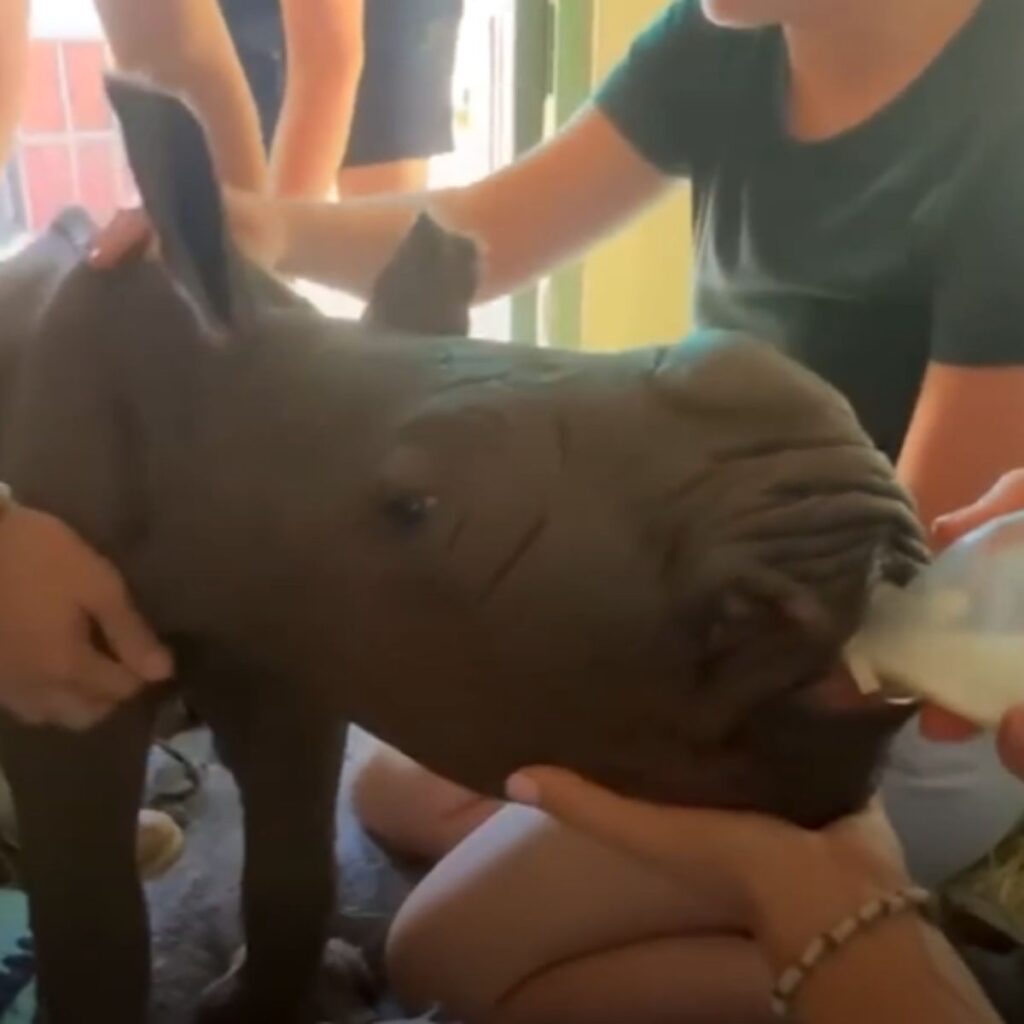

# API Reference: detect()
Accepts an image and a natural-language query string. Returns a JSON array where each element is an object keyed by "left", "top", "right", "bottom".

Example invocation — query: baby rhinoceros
[{"left": 0, "top": 77, "right": 926, "bottom": 1024}]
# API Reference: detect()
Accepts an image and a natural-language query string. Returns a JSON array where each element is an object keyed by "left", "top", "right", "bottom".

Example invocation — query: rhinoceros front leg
[
  {"left": 195, "top": 680, "right": 345, "bottom": 1024},
  {"left": 0, "top": 698, "right": 155, "bottom": 1024}
]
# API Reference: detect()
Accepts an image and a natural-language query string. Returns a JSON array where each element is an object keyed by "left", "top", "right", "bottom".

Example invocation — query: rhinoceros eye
[{"left": 381, "top": 492, "right": 439, "bottom": 532}]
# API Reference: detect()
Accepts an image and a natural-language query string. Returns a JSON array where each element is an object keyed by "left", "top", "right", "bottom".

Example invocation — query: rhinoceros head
[{"left": 91, "top": 77, "right": 925, "bottom": 827}]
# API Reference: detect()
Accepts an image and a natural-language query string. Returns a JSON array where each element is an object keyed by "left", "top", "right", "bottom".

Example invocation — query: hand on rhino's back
[{"left": 0, "top": 78, "right": 926, "bottom": 828}]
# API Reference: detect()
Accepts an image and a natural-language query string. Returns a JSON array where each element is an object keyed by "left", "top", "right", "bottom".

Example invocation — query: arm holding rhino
[
  {"left": 0, "top": 1, "right": 176, "bottom": 730},
  {"left": 91, "top": 106, "right": 672, "bottom": 303},
  {"left": 506, "top": 769, "right": 1001, "bottom": 1024},
  {"left": 254, "top": 107, "right": 670, "bottom": 300},
  {"left": 0, "top": 496, "right": 172, "bottom": 731}
]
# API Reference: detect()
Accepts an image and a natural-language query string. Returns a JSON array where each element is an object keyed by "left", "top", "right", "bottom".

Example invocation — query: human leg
[
  {"left": 385, "top": 803, "right": 770, "bottom": 1024},
  {"left": 348, "top": 734, "right": 499, "bottom": 862},
  {"left": 337, "top": 159, "right": 431, "bottom": 198}
]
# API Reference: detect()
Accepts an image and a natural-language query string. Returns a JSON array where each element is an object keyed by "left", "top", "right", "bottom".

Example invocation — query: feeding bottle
[{"left": 845, "top": 511, "right": 1024, "bottom": 725}]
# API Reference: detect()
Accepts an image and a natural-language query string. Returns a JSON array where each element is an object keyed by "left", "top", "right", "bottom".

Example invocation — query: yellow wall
[{"left": 579, "top": 1, "right": 693, "bottom": 351}]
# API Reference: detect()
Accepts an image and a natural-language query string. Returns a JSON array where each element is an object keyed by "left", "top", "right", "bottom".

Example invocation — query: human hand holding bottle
[{"left": 921, "top": 469, "right": 1024, "bottom": 778}]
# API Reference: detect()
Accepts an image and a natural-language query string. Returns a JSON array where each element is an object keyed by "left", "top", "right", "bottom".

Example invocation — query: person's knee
[
  {"left": 348, "top": 738, "right": 496, "bottom": 861},
  {"left": 385, "top": 894, "right": 498, "bottom": 1022},
  {"left": 348, "top": 741, "right": 420, "bottom": 851},
  {"left": 385, "top": 899, "right": 443, "bottom": 1014}
]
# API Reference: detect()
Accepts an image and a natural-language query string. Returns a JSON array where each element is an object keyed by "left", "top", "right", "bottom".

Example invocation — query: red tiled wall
[
  {"left": 64, "top": 41, "right": 113, "bottom": 133},
  {"left": 13, "top": 38, "right": 136, "bottom": 234},
  {"left": 21, "top": 41, "right": 66, "bottom": 135},
  {"left": 20, "top": 142, "right": 74, "bottom": 230}
]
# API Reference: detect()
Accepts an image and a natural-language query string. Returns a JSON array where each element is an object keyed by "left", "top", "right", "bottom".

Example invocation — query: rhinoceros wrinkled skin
[{"left": 0, "top": 77, "right": 926, "bottom": 1024}]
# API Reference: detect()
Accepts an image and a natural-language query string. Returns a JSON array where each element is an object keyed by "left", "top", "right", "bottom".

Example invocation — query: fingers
[
  {"left": 3, "top": 674, "right": 111, "bottom": 732},
  {"left": 14, "top": 627, "right": 152, "bottom": 729},
  {"left": 506, "top": 768, "right": 682, "bottom": 857},
  {"left": 932, "top": 506, "right": 985, "bottom": 550},
  {"left": 922, "top": 703, "right": 1024, "bottom": 781},
  {"left": 75, "top": 647, "right": 147, "bottom": 704},
  {"left": 7, "top": 642, "right": 152, "bottom": 732},
  {"left": 932, "top": 470, "right": 1024, "bottom": 549},
  {"left": 3, "top": 639, "right": 151, "bottom": 732},
  {"left": 0, "top": 506, "right": 169, "bottom": 732},
  {"left": 87, "top": 207, "right": 155, "bottom": 270},
  {"left": 505, "top": 767, "right": 769, "bottom": 875},
  {"left": 80, "top": 561, "right": 173, "bottom": 683},
  {"left": 41, "top": 691, "right": 111, "bottom": 732},
  {"left": 918, "top": 704, "right": 981, "bottom": 742}
]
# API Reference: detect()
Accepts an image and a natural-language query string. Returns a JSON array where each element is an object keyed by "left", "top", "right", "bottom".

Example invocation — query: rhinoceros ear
[
  {"left": 363, "top": 213, "right": 479, "bottom": 337},
  {"left": 106, "top": 73, "right": 238, "bottom": 337}
]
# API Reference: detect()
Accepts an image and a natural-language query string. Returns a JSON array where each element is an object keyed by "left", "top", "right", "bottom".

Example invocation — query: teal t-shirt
[{"left": 597, "top": 0, "right": 1024, "bottom": 461}]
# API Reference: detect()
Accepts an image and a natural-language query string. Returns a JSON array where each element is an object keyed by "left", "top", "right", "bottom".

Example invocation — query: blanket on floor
[{"left": 0, "top": 890, "right": 34, "bottom": 1023}]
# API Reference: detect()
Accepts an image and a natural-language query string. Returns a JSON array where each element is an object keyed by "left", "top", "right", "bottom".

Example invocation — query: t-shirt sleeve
[
  {"left": 595, "top": 1, "right": 750, "bottom": 176},
  {"left": 930, "top": 136, "right": 1024, "bottom": 366}
]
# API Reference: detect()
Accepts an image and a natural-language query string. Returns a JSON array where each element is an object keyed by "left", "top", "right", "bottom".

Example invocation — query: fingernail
[
  {"left": 505, "top": 772, "right": 540, "bottom": 806},
  {"left": 143, "top": 648, "right": 174, "bottom": 680}
]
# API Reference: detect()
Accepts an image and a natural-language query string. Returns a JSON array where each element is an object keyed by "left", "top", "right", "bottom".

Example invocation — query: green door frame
[
  {"left": 510, "top": 0, "right": 593, "bottom": 346},
  {"left": 547, "top": 0, "right": 593, "bottom": 348},
  {"left": 510, "top": 1, "right": 552, "bottom": 344}
]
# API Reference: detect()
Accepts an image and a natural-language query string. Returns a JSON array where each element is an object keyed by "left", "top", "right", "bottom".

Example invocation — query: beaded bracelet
[{"left": 770, "top": 885, "right": 932, "bottom": 1019}]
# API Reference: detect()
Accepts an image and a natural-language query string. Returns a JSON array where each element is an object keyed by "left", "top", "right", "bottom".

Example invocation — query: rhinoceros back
[{"left": 0, "top": 208, "right": 97, "bottom": 445}]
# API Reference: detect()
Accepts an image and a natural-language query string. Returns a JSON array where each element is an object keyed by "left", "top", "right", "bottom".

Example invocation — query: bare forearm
[
  {"left": 273, "top": 186, "right": 490, "bottom": 298},
  {"left": 898, "top": 364, "right": 1024, "bottom": 529},
  {"left": 95, "top": 0, "right": 267, "bottom": 192},
  {"left": 0, "top": 0, "right": 30, "bottom": 167},
  {"left": 751, "top": 843, "right": 1001, "bottom": 1024},
  {"left": 264, "top": 106, "right": 668, "bottom": 302},
  {"left": 792, "top": 917, "right": 1000, "bottom": 1024},
  {"left": 274, "top": 180, "right": 592, "bottom": 302}
]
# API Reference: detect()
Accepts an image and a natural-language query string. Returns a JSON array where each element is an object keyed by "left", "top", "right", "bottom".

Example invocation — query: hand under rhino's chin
[{"left": 524, "top": 655, "right": 921, "bottom": 830}]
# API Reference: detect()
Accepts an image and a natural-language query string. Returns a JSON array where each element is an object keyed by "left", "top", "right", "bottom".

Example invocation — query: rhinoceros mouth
[{"left": 791, "top": 660, "right": 921, "bottom": 716}]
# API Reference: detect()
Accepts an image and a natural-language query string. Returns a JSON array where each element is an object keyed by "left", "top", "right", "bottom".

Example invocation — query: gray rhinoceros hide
[{"left": 0, "top": 75, "right": 926, "bottom": 1024}]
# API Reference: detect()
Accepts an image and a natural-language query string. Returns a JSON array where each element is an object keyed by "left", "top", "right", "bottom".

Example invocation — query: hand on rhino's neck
[{"left": 783, "top": 0, "right": 981, "bottom": 141}]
